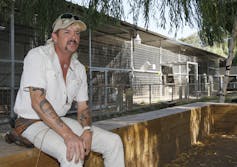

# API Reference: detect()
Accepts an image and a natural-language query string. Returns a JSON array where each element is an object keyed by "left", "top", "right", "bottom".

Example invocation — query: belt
[{"left": 5, "top": 117, "right": 40, "bottom": 148}]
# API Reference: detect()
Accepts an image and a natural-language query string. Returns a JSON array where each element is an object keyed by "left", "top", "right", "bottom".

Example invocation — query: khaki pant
[{"left": 22, "top": 117, "right": 125, "bottom": 167}]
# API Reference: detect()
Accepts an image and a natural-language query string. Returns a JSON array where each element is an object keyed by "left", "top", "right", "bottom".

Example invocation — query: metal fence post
[
  {"left": 171, "top": 85, "right": 174, "bottom": 101},
  {"left": 179, "top": 85, "right": 182, "bottom": 100},
  {"left": 10, "top": 0, "right": 16, "bottom": 121},
  {"left": 149, "top": 84, "right": 151, "bottom": 105},
  {"left": 89, "top": 28, "right": 93, "bottom": 109}
]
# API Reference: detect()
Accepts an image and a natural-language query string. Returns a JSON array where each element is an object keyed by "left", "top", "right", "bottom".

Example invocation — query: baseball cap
[{"left": 52, "top": 13, "right": 87, "bottom": 32}]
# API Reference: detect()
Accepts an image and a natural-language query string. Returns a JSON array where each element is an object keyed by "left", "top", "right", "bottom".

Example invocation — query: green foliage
[
  {"left": 180, "top": 33, "right": 228, "bottom": 58},
  {"left": 0, "top": 0, "right": 12, "bottom": 27},
  {"left": 0, "top": 0, "right": 124, "bottom": 44},
  {"left": 232, "top": 52, "right": 237, "bottom": 65},
  {"left": 19, "top": 0, "right": 70, "bottom": 43},
  {"left": 0, "top": 0, "right": 72, "bottom": 43},
  {"left": 195, "top": 1, "right": 237, "bottom": 46},
  {"left": 83, "top": 0, "right": 124, "bottom": 28},
  {"left": 1, "top": 0, "right": 237, "bottom": 47}
]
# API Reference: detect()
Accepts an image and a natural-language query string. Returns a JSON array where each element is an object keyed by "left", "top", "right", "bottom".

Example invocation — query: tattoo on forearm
[
  {"left": 31, "top": 87, "right": 45, "bottom": 96},
  {"left": 39, "top": 99, "right": 64, "bottom": 127},
  {"left": 78, "top": 107, "right": 92, "bottom": 125},
  {"left": 79, "top": 113, "right": 87, "bottom": 122},
  {"left": 39, "top": 99, "right": 54, "bottom": 116},
  {"left": 55, "top": 117, "right": 64, "bottom": 127}
]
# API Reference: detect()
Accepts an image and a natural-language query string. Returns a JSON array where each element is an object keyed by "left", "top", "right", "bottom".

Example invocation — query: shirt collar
[{"left": 46, "top": 42, "right": 78, "bottom": 72}]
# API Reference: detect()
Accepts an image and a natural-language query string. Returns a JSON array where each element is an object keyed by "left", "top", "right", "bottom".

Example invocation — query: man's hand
[
  {"left": 81, "top": 130, "right": 92, "bottom": 155},
  {"left": 64, "top": 133, "right": 85, "bottom": 163}
]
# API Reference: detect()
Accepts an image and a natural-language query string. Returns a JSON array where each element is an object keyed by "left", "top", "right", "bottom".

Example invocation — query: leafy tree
[
  {"left": 232, "top": 52, "right": 237, "bottom": 65},
  {"left": 194, "top": 1, "right": 237, "bottom": 102},
  {"left": 0, "top": 0, "right": 124, "bottom": 44},
  {"left": 1, "top": 0, "right": 237, "bottom": 102},
  {"left": 180, "top": 33, "right": 227, "bottom": 58}
]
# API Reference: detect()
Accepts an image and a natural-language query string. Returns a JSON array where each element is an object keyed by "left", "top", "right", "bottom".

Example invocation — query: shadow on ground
[{"left": 164, "top": 133, "right": 237, "bottom": 167}]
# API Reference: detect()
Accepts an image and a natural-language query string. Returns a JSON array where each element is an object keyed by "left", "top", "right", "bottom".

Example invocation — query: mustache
[{"left": 67, "top": 40, "right": 78, "bottom": 45}]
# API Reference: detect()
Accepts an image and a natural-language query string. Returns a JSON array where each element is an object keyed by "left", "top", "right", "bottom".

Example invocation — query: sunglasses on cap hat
[
  {"left": 52, "top": 13, "right": 87, "bottom": 32},
  {"left": 60, "top": 13, "right": 80, "bottom": 20}
]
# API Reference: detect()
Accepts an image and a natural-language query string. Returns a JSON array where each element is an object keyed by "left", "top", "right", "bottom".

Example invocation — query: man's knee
[
  {"left": 108, "top": 134, "right": 123, "bottom": 151},
  {"left": 58, "top": 155, "right": 84, "bottom": 167},
  {"left": 114, "top": 134, "right": 123, "bottom": 146}
]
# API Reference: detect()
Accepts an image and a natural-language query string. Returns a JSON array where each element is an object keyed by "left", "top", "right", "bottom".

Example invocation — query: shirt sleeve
[
  {"left": 75, "top": 65, "right": 89, "bottom": 102},
  {"left": 22, "top": 48, "right": 46, "bottom": 91}
]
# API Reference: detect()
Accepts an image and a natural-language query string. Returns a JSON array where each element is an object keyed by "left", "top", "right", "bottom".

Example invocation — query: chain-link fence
[
  {"left": 0, "top": 79, "right": 220, "bottom": 112},
  {"left": 89, "top": 81, "right": 221, "bottom": 113}
]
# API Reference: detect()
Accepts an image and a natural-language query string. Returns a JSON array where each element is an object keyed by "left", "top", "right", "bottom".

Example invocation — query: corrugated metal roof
[{"left": 94, "top": 20, "right": 225, "bottom": 62}]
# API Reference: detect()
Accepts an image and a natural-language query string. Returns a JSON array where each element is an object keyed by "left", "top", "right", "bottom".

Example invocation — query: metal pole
[
  {"left": 159, "top": 44, "right": 163, "bottom": 98},
  {"left": 171, "top": 85, "right": 174, "bottom": 101},
  {"left": 10, "top": 0, "right": 16, "bottom": 120},
  {"left": 89, "top": 28, "right": 93, "bottom": 108},
  {"left": 104, "top": 71, "right": 108, "bottom": 107},
  {"left": 130, "top": 33, "right": 134, "bottom": 80},
  {"left": 149, "top": 84, "right": 151, "bottom": 105}
]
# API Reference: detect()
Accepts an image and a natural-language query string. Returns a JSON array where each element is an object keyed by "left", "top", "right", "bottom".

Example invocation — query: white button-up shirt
[{"left": 14, "top": 43, "right": 88, "bottom": 119}]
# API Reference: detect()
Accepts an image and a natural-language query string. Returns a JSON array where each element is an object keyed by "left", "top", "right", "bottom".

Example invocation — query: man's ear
[{"left": 51, "top": 32, "right": 57, "bottom": 43}]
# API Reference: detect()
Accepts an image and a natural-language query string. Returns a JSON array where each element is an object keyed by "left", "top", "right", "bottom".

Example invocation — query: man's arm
[
  {"left": 77, "top": 101, "right": 92, "bottom": 155},
  {"left": 29, "top": 87, "right": 85, "bottom": 162},
  {"left": 77, "top": 101, "right": 92, "bottom": 127}
]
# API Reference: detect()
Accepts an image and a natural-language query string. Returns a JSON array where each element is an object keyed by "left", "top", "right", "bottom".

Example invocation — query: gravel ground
[{"left": 164, "top": 133, "right": 237, "bottom": 167}]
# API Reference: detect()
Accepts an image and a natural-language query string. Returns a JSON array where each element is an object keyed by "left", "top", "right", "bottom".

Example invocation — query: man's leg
[
  {"left": 91, "top": 126, "right": 125, "bottom": 167},
  {"left": 58, "top": 118, "right": 125, "bottom": 167},
  {"left": 22, "top": 117, "right": 84, "bottom": 167},
  {"left": 22, "top": 117, "right": 125, "bottom": 167}
]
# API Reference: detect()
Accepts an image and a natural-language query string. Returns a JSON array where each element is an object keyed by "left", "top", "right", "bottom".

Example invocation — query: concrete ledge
[
  {"left": 86, "top": 102, "right": 237, "bottom": 166},
  {"left": 0, "top": 102, "right": 237, "bottom": 167},
  {"left": 0, "top": 139, "right": 59, "bottom": 167}
]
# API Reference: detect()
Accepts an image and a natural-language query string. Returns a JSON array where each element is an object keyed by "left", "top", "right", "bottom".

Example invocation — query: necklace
[{"left": 63, "top": 64, "right": 68, "bottom": 69}]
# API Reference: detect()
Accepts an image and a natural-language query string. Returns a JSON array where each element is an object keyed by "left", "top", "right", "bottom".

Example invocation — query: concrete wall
[
  {"left": 0, "top": 102, "right": 236, "bottom": 167},
  {"left": 85, "top": 102, "right": 237, "bottom": 167},
  {"left": 211, "top": 104, "right": 237, "bottom": 132}
]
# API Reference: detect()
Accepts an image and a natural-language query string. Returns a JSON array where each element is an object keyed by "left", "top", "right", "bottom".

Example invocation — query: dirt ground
[{"left": 164, "top": 133, "right": 237, "bottom": 167}]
